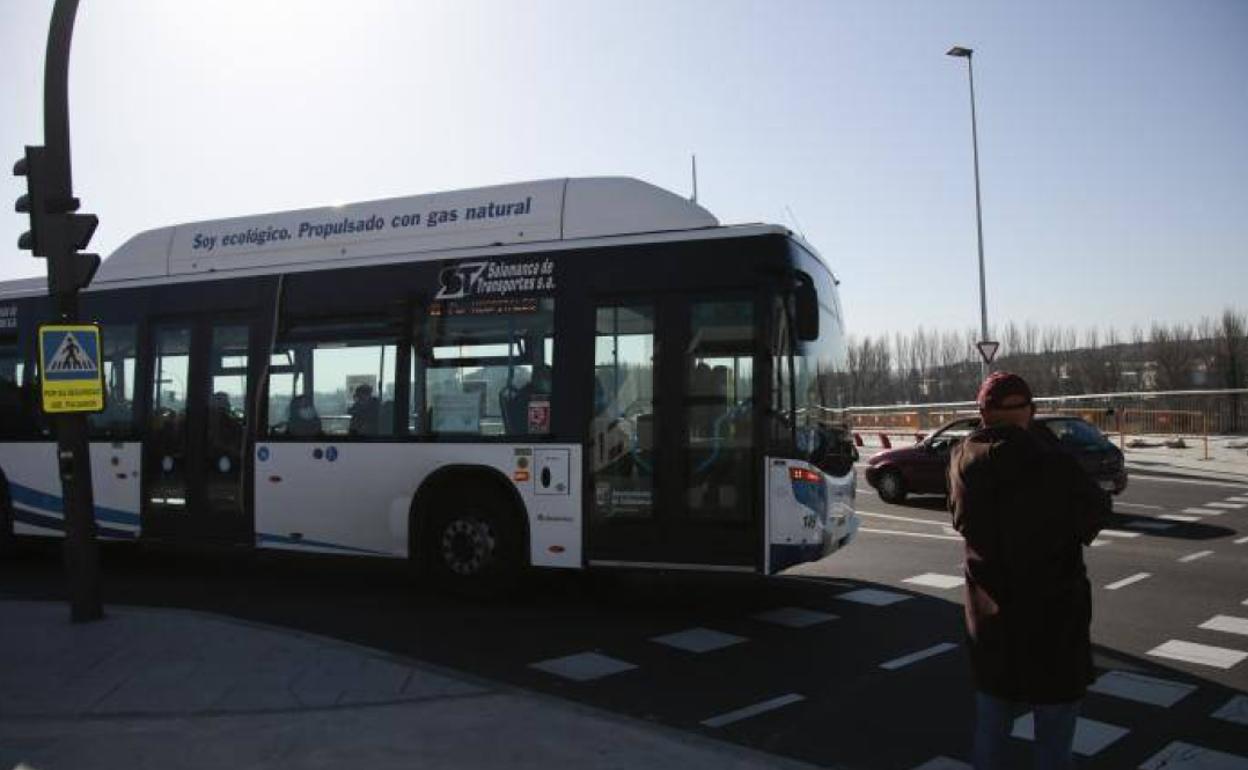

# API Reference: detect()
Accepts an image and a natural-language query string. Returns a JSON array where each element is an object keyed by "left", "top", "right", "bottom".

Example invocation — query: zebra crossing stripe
[
  {"left": 1139, "top": 741, "right": 1248, "bottom": 769},
  {"left": 701, "top": 693, "right": 805, "bottom": 728}
]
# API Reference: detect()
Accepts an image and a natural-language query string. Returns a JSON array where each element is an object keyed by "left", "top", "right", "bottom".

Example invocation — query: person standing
[{"left": 948, "top": 372, "right": 1111, "bottom": 769}]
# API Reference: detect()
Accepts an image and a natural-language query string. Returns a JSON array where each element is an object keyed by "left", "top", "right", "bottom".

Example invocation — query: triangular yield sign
[
  {"left": 47, "top": 332, "right": 97, "bottom": 373},
  {"left": 975, "top": 340, "right": 1000, "bottom": 365}
]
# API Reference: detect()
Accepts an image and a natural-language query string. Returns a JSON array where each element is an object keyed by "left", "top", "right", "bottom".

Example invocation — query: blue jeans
[{"left": 973, "top": 691, "right": 1080, "bottom": 770}]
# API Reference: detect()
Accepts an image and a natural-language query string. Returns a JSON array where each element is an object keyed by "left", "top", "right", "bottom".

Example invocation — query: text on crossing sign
[{"left": 38, "top": 323, "right": 105, "bottom": 413}]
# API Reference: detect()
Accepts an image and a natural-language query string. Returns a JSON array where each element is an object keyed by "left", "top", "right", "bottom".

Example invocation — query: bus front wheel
[{"left": 425, "top": 487, "right": 522, "bottom": 595}]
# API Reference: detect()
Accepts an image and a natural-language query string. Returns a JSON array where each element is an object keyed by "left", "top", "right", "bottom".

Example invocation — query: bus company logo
[
  {"left": 435, "top": 262, "right": 489, "bottom": 300},
  {"left": 435, "top": 258, "right": 557, "bottom": 300}
]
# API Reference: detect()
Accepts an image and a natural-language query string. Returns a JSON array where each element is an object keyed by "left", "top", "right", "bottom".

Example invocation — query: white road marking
[
  {"left": 1184, "top": 507, "right": 1223, "bottom": 516},
  {"left": 1088, "top": 670, "right": 1196, "bottom": 707},
  {"left": 1090, "top": 539, "right": 1111, "bottom": 547},
  {"left": 1011, "top": 713, "right": 1129, "bottom": 757},
  {"left": 1131, "top": 475, "right": 1248, "bottom": 490},
  {"left": 651, "top": 627, "right": 746, "bottom": 653},
  {"left": 858, "top": 510, "right": 949, "bottom": 527},
  {"left": 1179, "top": 550, "right": 1214, "bottom": 563},
  {"left": 1126, "top": 519, "right": 1177, "bottom": 531},
  {"left": 529, "top": 652, "right": 637, "bottom": 681},
  {"left": 903, "top": 573, "right": 964, "bottom": 589},
  {"left": 752, "top": 607, "right": 838, "bottom": 628},
  {"left": 1236, "top": 536, "right": 1248, "bottom": 545},
  {"left": 701, "top": 693, "right": 805, "bottom": 728},
  {"left": 1139, "top": 741, "right": 1248, "bottom": 769},
  {"left": 1147, "top": 640, "right": 1248, "bottom": 670},
  {"left": 1099, "top": 528, "right": 1141, "bottom": 538},
  {"left": 1199, "top": 615, "right": 1248, "bottom": 637},
  {"left": 1206, "top": 502, "right": 1245, "bottom": 509},
  {"left": 836, "top": 588, "right": 911, "bottom": 606},
  {"left": 1115, "top": 501, "right": 1163, "bottom": 510},
  {"left": 911, "top": 758, "right": 971, "bottom": 770},
  {"left": 859, "top": 527, "right": 962, "bottom": 542},
  {"left": 1226, "top": 496, "right": 1248, "bottom": 503},
  {"left": 879, "top": 642, "right": 958, "bottom": 670},
  {"left": 1104, "top": 572, "right": 1151, "bottom": 591},
  {"left": 1211, "top": 694, "right": 1248, "bottom": 726},
  {"left": 1160, "top": 514, "right": 1201, "bottom": 522}
]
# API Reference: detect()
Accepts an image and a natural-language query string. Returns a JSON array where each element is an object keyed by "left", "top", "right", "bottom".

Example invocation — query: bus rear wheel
[{"left": 425, "top": 488, "right": 521, "bottom": 596}]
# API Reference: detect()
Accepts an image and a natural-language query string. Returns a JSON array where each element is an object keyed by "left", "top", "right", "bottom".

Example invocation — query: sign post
[{"left": 12, "top": 0, "right": 104, "bottom": 622}]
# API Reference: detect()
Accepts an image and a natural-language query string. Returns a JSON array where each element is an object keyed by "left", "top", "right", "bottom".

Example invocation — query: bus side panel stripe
[
  {"left": 8, "top": 482, "right": 141, "bottom": 527},
  {"left": 12, "top": 507, "right": 137, "bottom": 540}
]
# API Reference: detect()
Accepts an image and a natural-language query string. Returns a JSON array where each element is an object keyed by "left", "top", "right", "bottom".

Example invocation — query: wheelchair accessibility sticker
[{"left": 38, "top": 323, "right": 105, "bottom": 413}]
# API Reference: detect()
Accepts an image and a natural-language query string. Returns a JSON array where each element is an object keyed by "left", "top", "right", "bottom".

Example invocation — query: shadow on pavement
[{"left": 2, "top": 538, "right": 1245, "bottom": 770}]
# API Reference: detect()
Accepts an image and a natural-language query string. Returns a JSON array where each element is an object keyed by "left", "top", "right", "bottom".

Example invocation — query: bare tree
[{"left": 1149, "top": 322, "right": 1197, "bottom": 390}]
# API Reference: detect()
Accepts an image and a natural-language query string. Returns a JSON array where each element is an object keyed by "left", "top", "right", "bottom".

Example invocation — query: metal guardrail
[
  {"left": 843, "top": 404, "right": 1216, "bottom": 460},
  {"left": 836, "top": 388, "right": 1248, "bottom": 436}
]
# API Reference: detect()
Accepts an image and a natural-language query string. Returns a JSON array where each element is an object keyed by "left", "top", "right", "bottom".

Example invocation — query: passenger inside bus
[
  {"left": 287, "top": 395, "right": 321, "bottom": 438},
  {"left": 348, "top": 383, "right": 381, "bottom": 436}
]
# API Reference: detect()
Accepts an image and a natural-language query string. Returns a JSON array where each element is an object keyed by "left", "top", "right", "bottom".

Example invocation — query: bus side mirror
[{"left": 795, "top": 274, "right": 819, "bottom": 341}]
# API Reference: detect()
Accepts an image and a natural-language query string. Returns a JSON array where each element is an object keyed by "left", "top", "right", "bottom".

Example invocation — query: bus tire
[{"left": 423, "top": 483, "right": 523, "bottom": 596}]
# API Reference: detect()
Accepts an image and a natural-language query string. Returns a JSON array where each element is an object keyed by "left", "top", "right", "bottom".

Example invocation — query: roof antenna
[
  {"left": 784, "top": 205, "right": 807, "bottom": 240},
  {"left": 690, "top": 154, "right": 698, "bottom": 203}
]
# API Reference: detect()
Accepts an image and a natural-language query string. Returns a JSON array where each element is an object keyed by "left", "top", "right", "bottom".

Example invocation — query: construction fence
[{"left": 842, "top": 388, "right": 1248, "bottom": 459}]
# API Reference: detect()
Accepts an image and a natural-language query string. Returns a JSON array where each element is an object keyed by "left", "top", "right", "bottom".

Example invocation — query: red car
[{"left": 864, "top": 415, "right": 1128, "bottom": 503}]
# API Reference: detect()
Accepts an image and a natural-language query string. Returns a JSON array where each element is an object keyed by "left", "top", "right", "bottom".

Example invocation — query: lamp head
[{"left": 947, "top": 46, "right": 974, "bottom": 58}]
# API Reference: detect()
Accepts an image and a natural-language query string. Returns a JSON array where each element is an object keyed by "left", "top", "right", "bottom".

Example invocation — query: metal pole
[
  {"left": 965, "top": 54, "right": 989, "bottom": 378},
  {"left": 43, "top": 0, "right": 103, "bottom": 622}
]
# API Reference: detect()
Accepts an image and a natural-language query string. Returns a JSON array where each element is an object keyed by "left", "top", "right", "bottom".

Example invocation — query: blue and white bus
[{"left": 0, "top": 177, "right": 857, "bottom": 589}]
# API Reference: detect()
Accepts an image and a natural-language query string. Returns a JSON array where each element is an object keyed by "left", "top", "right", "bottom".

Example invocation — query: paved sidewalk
[{"left": 0, "top": 600, "right": 831, "bottom": 770}]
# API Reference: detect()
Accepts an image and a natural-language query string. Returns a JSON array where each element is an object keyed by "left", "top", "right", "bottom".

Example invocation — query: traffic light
[
  {"left": 14, "top": 145, "right": 51, "bottom": 256},
  {"left": 14, "top": 143, "right": 100, "bottom": 294}
]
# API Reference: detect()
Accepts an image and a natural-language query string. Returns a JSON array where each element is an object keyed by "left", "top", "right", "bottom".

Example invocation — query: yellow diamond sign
[{"left": 38, "top": 323, "right": 105, "bottom": 413}]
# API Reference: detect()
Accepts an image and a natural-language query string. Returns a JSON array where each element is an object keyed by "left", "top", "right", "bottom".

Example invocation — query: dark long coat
[{"left": 948, "top": 423, "right": 1111, "bottom": 703}]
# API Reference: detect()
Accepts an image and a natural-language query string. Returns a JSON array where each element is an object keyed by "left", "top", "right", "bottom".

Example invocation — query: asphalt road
[{"left": 2, "top": 468, "right": 1246, "bottom": 770}]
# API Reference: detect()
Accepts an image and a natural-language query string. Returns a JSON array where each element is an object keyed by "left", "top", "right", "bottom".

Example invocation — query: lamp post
[{"left": 947, "top": 45, "right": 991, "bottom": 377}]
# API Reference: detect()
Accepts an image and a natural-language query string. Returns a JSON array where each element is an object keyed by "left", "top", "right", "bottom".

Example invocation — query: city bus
[{"left": 0, "top": 177, "right": 858, "bottom": 589}]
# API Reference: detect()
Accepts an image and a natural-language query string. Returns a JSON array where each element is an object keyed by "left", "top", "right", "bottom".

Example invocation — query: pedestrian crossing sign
[{"left": 38, "top": 323, "right": 105, "bottom": 413}]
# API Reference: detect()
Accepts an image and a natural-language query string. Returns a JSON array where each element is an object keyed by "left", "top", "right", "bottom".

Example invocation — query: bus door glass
[
  {"left": 683, "top": 299, "right": 755, "bottom": 526},
  {"left": 142, "top": 318, "right": 252, "bottom": 541},
  {"left": 587, "top": 294, "right": 758, "bottom": 567},
  {"left": 590, "top": 304, "right": 657, "bottom": 523}
]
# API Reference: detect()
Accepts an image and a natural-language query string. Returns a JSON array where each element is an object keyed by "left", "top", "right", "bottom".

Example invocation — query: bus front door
[
  {"left": 587, "top": 295, "right": 759, "bottom": 569},
  {"left": 141, "top": 318, "right": 253, "bottom": 543}
]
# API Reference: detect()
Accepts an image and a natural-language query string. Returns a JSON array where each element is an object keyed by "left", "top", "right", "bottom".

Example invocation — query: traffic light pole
[{"left": 30, "top": 0, "right": 102, "bottom": 622}]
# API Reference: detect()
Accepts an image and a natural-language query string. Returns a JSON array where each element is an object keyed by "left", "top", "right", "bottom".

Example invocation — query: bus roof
[
  {"left": 2, "top": 177, "right": 833, "bottom": 298},
  {"left": 100, "top": 176, "right": 721, "bottom": 283}
]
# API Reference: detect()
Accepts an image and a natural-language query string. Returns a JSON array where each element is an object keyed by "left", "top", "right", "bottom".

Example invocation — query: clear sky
[{"left": 2, "top": 0, "right": 1245, "bottom": 340}]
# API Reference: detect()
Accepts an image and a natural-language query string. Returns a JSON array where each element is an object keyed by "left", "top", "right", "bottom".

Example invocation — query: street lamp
[{"left": 947, "top": 45, "right": 991, "bottom": 377}]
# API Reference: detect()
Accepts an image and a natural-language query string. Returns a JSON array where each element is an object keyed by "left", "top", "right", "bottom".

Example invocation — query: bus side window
[
  {"left": 0, "top": 340, "right": 38, "bottom": 439},
  {"left": 418, "top": 298, "right": 555, "bottom": 438},
  {"left": 266, "top": 330, "right": 398, "bottom": 439},
  {"left": 87, "top": 324, "right": 137, "bottom": 438}
]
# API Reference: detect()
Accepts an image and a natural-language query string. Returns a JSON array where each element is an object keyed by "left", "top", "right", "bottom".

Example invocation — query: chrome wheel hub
[{"left": 441, "top": 517, "right": 496, "bottom": 576}]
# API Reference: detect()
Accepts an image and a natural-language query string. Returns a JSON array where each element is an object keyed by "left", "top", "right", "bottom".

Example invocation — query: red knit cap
[{"left": 976, "top": 371, "right": 1033, "bottom": 409}]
